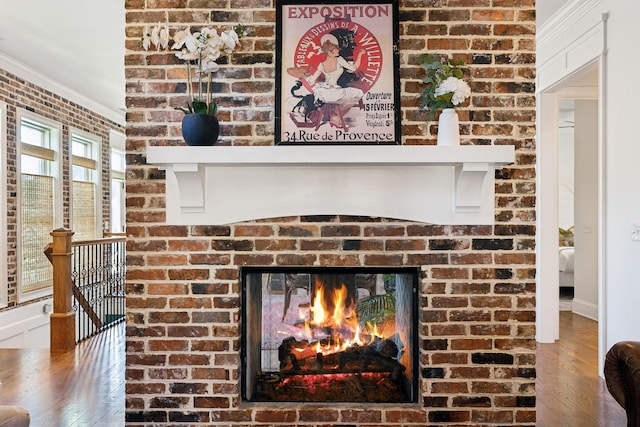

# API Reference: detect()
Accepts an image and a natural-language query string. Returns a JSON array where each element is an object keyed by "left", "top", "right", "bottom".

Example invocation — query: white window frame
[
  {"left": 70, "top": 128, "right": 102, "bottom": 240},
  {"left": 17, "top": 109, "right": 63, "bottom": 303},
  {"left": 109, "top": 130, "right": 126, "bottom": 234},
  {"left": 0, "top": 102, "right": 7, "bottom": 308}
]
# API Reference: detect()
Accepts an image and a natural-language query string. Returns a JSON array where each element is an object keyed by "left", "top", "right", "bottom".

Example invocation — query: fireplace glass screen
[{"left": 241, "top": 267, "right": 418, "bottom": 403}]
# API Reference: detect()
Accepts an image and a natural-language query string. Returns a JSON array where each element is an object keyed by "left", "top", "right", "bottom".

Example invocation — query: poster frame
[{"left": 274, "top": 0, "right": 401, "bottom": 145}]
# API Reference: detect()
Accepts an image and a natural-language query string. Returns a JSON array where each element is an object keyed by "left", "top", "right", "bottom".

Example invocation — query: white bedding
[
  {"left": 559, "top": 247, "right": 574, "bottom": 287},
  {"left": 559, "top": 247, "right": 574, "bottom": 273}
]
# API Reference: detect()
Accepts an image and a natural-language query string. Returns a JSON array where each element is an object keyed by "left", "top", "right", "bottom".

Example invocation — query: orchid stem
[
  {"left": 208, "top": 72, "right": 212, "bottom": 110},
  {"left": 198, "top": 52, "right": 203, "bottom": 101}
]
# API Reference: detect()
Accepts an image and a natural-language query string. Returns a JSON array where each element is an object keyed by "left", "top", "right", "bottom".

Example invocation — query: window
[
  {"left": 71, "top": 131, "right": 101, "bottom": 241},
  {"left": 109, "top": 131, "right": 126, "bottom": 233},
  {"left": 18, "top": 111, "right": 62, "bottom": 299},
  {"left": 0, "top": 102, "right": 7, "bottom": 307}
]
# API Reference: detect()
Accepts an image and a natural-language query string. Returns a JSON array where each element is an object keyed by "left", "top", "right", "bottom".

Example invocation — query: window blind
[
  {"left": 21, "top": 174, "right": 54, "bottom": 292},
  {"left": 72, "top": 181, "right": 97, "bottom": 241}
]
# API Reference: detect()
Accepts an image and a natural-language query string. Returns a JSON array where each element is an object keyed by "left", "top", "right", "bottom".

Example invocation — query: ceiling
[
  {"left": 536, "top": 0, "right": 571, "bottom": 28},
  {"left": 0, "top": 0, "right": 125, "bottom": 121},
  {"left": 0, "top": 1, "right": 566, "bottom": 125}
]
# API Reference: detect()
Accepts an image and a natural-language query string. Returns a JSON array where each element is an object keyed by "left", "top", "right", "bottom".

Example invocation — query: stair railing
[{"left": 45, "top": 228, "right": 126, "bottom": 352}]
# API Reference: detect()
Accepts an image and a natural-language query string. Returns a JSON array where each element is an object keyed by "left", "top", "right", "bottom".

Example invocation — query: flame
[
  {"left": 310, "top": 284, "right": 327, "bottom": 326},
  {"left": 332, "top": 286, "right": 345, "bottom": 327},
  {"left": 309, "top": 280, "right": 356, "bottom": 330},
  {"left": 368, "top": 322, "right": 383, "bottom": 339},
  {"left": 353, "top": 325, "right": 361, "bottom": 345},
  {"left": 293, "top": 277, "right": 386, "bottom": 357}
]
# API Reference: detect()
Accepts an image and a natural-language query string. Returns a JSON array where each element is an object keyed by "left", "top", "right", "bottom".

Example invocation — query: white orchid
[
  {"left": 200, "top": 27, "right": 219, "bottom": 41},
  {"left": 143, "top": 23, "right": 246, "bottom": 115},
  {"left": 143, "top": 23, "right": 169, "bottom": 51},
  {"left": 220, "top": 30, "right": 239, "bottom": 53},
  {"left": 158, "top": 23, "right": 169, "bottom": 49},
  {"left": 175, "top": 50, "right": 199, "bottom": 62},
  {"left": 200, "top": 58, "right": 220, "bottom": 73},
  {"left": 171, "top": 29, "right": 201, "bottom": 53}
]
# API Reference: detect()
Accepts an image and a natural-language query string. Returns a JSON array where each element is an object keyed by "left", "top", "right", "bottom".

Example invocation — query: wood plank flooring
[
  {"left": 0, "top": 322, "right": 125, "bottom": 427},
  {"left": 536, "top": 312, "right": 626, "bottom": 426},
  {"left": 0, "top": 313, "right": 628, "bottom": 426}
]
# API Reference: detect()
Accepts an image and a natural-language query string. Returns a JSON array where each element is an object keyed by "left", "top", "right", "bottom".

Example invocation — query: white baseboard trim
[{"left": 572, "top": 298, "right": 598, "bottom": 321}]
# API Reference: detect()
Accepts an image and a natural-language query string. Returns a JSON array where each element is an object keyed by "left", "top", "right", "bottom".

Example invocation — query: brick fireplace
[
  {"left": 124, "top": 2, "right": 537, "bottom": 426},
  {"left": 124, "top": 215, "right": 536, "bottom": 425}
]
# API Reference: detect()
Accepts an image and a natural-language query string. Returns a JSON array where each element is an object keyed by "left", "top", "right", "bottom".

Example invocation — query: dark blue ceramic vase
[{"left": 181, "top": 114, "right": 219, "bottom": 146}]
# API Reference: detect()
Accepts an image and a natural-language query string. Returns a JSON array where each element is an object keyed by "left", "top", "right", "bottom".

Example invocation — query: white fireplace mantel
[{"left": 147, "top": 145, "right": 515, "bottom": 225}]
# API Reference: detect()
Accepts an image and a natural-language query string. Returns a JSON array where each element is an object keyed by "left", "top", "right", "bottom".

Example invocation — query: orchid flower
[
  {"left": 221, "top": 30, "right": 239, "bottom": 52},
  {"left": 143, "top": 23, "right": 245, "bottom": 115},
  {"left": 158, "top": 22, "right": 169, "bottom": 49}
]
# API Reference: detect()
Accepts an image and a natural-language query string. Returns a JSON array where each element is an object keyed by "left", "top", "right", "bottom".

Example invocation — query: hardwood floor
[
  {"left": 0, "top": 313, "right": 627, "bottom": 426},
  {"left": 0, "top": 322, "right": 125, "bottom": 427},
  {"left": 536, "top": 312, "right": 627, "bottom": 426}
]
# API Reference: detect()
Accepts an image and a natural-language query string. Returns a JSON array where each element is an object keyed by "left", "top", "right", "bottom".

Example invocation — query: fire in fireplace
[{"left": 241, "top": 267, "right": 419, "bottom": 403}]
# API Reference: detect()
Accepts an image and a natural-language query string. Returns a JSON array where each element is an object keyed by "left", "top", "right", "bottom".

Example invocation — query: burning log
[{"left": 277, "top": 335, "right": 405, "bottom": 381}]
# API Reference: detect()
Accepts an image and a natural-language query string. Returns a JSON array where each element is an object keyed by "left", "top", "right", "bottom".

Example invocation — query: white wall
[
  {"left": 536, "top": 0, "right": 604, "bottom": 344},
  {"left": 0, "top": 299, "right": 52, "bottom": 348},
  {"left": 602, "top": 0, "right": 640, "bottom": 346},
  {"left": 538, "top": 0, "right": 640, "bottom": 354},
  {"left": 558, "top": 107, "right": 575, "bottom": 230},
  {"left": 573, "top": 100, "right": 599, "bottom": 319}
]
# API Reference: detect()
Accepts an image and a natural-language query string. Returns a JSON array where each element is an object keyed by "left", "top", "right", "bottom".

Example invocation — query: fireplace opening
[{"left": 241, "top": 266, "right": 419, "bottom": 403}]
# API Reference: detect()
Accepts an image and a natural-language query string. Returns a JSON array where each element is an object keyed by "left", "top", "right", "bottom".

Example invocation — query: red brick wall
[
  {"left": 125, "top": 1, "right": 536, "bottom": 425},
  {"left": 0, "top": 68, "right": 124, "bottom": 309}
]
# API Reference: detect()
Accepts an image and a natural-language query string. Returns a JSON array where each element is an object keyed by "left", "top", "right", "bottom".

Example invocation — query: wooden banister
[{"left": 49, "top": 228, "right": 76, "bottom": 353}]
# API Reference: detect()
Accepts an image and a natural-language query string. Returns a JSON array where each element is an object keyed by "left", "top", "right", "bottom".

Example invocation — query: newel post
[{"left": 49, "top": 228, "right": 76, "bottom": 352}]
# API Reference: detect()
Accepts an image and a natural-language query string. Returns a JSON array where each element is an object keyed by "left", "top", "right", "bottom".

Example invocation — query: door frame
[{"left": 536, "top": 2, "right": 608, "bottom": 372}]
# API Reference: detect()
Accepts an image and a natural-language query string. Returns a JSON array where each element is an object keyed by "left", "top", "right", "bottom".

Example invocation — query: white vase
[{"left": 437, "top": 108, "right": 460, "bottom": 146}]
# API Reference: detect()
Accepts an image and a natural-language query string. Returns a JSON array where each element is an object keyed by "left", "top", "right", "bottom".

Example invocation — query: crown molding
[
  {"left": 537, "top": 0, "right": 604, "bottom": 50},
  {"left": 0, "top": 52, "right": 125, "bottom": 126}
]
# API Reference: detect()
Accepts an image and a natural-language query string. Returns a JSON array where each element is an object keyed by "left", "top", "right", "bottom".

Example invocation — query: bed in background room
[{"left": 559, "top": 246, "right": 574, "bottom": 287}]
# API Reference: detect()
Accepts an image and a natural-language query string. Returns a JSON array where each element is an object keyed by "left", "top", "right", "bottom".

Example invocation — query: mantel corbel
[
  {"left": 455, "top": 162, "right": 491, "bottom": 212},
  {"left": 164, "top": 163, "right": 206, "bottom": 213}
]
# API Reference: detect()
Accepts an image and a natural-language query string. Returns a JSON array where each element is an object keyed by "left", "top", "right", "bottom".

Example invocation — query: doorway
[
  {"left": 557, "top": 92, "right": 600, "bottom": 317},
  {"left": 537, "top": 58, "right": 605, "bottom": 368}
]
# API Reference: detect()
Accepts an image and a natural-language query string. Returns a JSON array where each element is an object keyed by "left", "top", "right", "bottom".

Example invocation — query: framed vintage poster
[{"left": 275, "top": 1, "right": 400, "bottom": 145}]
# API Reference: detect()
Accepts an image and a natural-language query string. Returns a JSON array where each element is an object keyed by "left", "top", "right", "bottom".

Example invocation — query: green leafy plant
[
  {"left": 559, "top": 227, "right": 574, "bottom": 238},
  {"left": 143, "top": 23, "right": 246, "bottom": 116},
  {"left": 355, "top": 275, "right": 397, "bottom": 328},
  {"left": 416, "top": 54, "right": 471, "bottom": 119},
  {"left": 559, "top": 226, "right": 575, "bottom": 246},
  {"left": 356, "top": 292, "right": 395, "bottom": 328}
]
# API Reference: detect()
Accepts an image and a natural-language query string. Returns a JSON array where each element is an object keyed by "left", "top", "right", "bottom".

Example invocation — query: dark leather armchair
[
  {"left": 604, "top": 341, "right": 640, "bottom": 427},
  {"left": 0, "top": 406, "right": 30, "bottom": 427}
]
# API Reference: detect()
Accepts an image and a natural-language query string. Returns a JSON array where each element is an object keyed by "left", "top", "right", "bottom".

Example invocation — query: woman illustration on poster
[
  {"left": 288, "top": 30, "right": 367, "bottom": 130},
  {"left": 307, "top": 34, "right": 366, "bottom": 106}
]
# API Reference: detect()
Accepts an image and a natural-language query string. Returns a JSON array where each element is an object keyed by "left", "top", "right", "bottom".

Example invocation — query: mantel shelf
[{"left": 147, "top": 145, "right": 515, "bottom": 225}]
